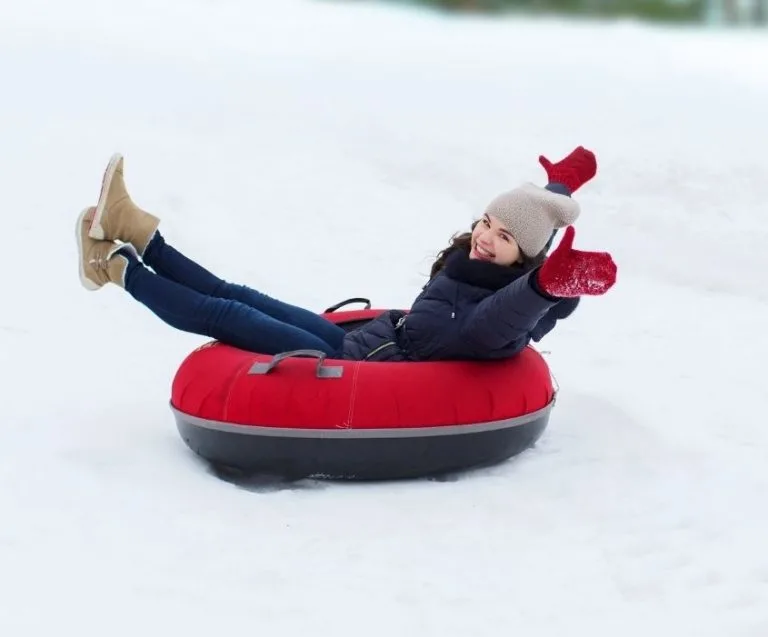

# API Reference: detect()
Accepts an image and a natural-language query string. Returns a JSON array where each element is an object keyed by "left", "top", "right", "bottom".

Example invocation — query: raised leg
[
  {"left": 122, "top": 251, "right": 342, "bottom": 356},
  {"left": 141, "top": 232, "right": 346, "bottom": 349}
]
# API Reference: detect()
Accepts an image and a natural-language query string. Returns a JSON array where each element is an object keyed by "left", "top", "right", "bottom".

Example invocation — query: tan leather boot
[
  {"left": 88, "top": 153, "right": 160, "bottom": 256},
  {"left": 77, "top": 207, "right": 136, "bottom": 290}
]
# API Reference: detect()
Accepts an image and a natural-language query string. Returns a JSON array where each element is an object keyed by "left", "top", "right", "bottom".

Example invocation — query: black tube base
[{"left": 174, "top": 415, "right": 550, "bottom": 481}]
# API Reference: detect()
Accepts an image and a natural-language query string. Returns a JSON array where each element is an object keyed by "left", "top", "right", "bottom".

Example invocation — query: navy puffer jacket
[{"left": 338, "top": 248, "right": 579, "bottom": 362}]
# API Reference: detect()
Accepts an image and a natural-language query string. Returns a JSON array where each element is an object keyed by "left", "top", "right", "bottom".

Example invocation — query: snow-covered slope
[{"left": 1, "top": 1, "right": 767, "bottom": 635}]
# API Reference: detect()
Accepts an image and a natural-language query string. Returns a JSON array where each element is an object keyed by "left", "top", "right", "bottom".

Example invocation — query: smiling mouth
[{"left": 472, "top": 243, "right": 495, "bottom": 260}]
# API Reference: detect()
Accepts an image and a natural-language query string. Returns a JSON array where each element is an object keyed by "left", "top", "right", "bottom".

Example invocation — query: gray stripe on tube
[{"left": 170, "top": 400, "right": 554, "bottom": 439}]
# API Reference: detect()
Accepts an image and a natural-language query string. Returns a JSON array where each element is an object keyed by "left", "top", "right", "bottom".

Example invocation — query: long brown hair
[{"left": 429, "top": 220, "right": 547, "bottom": 280}]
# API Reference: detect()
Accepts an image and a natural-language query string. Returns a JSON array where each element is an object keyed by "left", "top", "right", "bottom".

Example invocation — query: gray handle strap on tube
[{"left": 248, "top": 349, "right": 344, "bottom": 379}]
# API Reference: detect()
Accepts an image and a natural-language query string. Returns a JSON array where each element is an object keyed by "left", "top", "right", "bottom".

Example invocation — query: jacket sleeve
[
  {"left": 459, "top": 272, "right": 558, "bottom": 352},
  {"left": 530, "top": 297, "right": 580, "bottom": 342}
]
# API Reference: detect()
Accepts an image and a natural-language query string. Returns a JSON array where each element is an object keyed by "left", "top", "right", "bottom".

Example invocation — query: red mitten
[
  {"left": 536, "top": 226, "right": 616, "bottom": 298},
  {"left": 539, "top": 146, "right": 597, "bottom": 194}
]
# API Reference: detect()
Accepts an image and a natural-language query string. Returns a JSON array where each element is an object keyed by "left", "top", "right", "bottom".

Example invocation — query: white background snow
[{"left": 1, "top": 0, "right": 767, "bottom": 634}]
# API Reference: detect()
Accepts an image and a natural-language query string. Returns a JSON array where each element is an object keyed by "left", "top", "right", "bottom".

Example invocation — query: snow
[{"left": 1, "top": 0, "right": 768, "bottom": 634}]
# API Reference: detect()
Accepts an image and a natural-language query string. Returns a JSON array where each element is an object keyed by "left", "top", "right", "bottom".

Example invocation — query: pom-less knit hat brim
[{"left": 483, "top": 182, "right": 580, "bottom": 257}]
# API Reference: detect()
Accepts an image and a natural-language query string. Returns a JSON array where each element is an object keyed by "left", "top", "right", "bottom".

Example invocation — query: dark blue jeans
[{"left": 121, "top": 233, "right": 346, "bottom": 355}]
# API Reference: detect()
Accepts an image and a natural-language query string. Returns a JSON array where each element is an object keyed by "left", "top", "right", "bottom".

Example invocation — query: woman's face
[{"left": 469, "top": 214, "right": 522, "bottom": 266}]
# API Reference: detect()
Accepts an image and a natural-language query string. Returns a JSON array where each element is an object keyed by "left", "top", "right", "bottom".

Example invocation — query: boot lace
[{"left": 89, "top": 251, "right": 113, "bottom": 272}]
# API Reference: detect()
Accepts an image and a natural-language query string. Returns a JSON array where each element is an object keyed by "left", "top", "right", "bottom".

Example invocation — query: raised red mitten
[
  {"left": 538, "top": 146, "right": 597, "bottom": 194},
  {"left": 536, "top": 226, "right": 616, "bottom": 298}
]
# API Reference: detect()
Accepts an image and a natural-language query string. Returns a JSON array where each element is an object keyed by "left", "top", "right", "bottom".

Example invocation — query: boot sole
[
  {"left": 76, "top": 207, "right": 102, "bottom": 291},
  {"left": 89, "top": 152, "right": 122, "bottom": 241}
]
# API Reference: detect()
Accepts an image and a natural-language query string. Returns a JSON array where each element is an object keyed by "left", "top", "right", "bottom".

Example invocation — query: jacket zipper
[{"left": 365, "top": 341, "right": 396, "bottom": 360}]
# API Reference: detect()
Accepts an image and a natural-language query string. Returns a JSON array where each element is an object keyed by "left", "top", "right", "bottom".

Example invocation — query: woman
[{"left": 76, "top": 147, "right": 616, "bottom": 362}]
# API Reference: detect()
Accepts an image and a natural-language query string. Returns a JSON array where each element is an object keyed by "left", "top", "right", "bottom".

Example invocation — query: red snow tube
[{"left": 170, "top": 300, "right": 557, "bottom": 480}]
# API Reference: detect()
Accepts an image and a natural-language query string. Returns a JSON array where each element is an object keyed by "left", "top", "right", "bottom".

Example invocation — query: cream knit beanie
[{"left": 483, "top": 183, "right": 580, "bottom": 257}]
